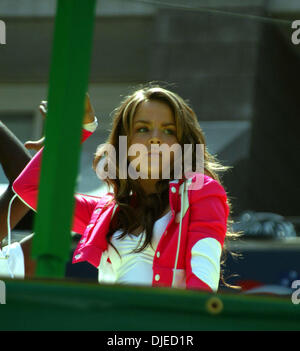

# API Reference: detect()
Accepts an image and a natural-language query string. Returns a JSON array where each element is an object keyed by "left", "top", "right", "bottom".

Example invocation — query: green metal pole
[{"left": 32, "top": 0, "right": 96, "bottom": 278}]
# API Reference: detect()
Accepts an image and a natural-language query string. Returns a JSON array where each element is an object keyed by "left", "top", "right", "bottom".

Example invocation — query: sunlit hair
[{"left": 93, "top": 83, "right": 241, "bottom": 290}]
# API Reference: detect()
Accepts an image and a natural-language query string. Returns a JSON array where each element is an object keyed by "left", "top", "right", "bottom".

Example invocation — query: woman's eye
[
  {"left": 136, "top": 127, "right": 175, "bottom": 135},
  {"left": 137, "top": 127, "right": 148, "bottom": 133},
  {"left": 164, "top": 129, "right": 175, "bottom": 135}
]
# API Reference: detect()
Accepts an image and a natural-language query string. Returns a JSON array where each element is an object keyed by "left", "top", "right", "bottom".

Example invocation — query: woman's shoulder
[
  {"left": 96, "top": 192, "right": 115, "bottom": 206},
  {"left": 186, "top": 173, "right": 227, "bottom": 200},
  {"left": 186, "top": 173, "right": 229, "bottom": 218},
  {"left": 76, "top": 191, "right": 115, "bottom": 208}
]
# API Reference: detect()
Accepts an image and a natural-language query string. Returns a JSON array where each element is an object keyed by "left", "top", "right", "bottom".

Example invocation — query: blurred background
[{"left": 0, "top": 0, "right": 299, "bottom": 293}]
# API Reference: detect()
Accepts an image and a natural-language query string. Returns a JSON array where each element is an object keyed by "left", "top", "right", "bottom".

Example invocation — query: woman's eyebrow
[
  {"left": 161, "top": 122, "right": 176, "bottom": 127},
  {"left": 134, "top": 119, "right": 150, "bottom": 125},
  {"left": 134, "top": 120, "right": 175, "bottom": 127}
]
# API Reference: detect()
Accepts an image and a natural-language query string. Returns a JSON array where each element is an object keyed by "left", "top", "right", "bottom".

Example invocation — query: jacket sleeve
[
  {"left": 185, "top": 175, "right": 229, "bottom": 292},
  {"left": 0, "top": 121, "right": 32, "bottom": 239},
  {"left": 12, "top": 128, "right": 100, "bottom": 236}
]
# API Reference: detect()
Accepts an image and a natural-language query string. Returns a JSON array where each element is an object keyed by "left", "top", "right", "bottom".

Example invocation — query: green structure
[
  {"left": 1, "top": 279, "right": 300, "bottom": 331},
  {"left": 32, "top": 0, "right": 96, "bottom": 278}
]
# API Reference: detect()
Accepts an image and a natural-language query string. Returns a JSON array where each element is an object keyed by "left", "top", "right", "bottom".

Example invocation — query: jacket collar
[{"left": 168, "top": 178, "right": 186, "bottom": 214}]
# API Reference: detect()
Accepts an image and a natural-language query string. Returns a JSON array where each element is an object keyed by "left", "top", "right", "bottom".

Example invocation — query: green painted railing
[
  {"left": 1, "top": 279, "right": 300, "bottom": 331},
  {"left": 32, "top": 0, "right": 96, "bottom": 278}
]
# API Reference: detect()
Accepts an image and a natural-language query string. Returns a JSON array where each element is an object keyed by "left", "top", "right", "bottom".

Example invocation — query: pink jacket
[{"left": 13, "top": 130, "right": 229, "bottom": 292}]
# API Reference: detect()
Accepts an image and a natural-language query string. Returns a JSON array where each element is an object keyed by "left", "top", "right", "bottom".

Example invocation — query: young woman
[{"left": 12, "top": 84, "right": 237, "bottom": 292}]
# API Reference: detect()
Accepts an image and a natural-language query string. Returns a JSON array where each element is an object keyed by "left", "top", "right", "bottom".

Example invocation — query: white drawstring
[
  {"left": 0, "top": 193, "right": 18, "bottom": 278},
  {"left": 171, "top": 181, "right": 186, "bottom": 287},
  {"left": 7, "top": 194, "right": 17, "bottom": 249}
]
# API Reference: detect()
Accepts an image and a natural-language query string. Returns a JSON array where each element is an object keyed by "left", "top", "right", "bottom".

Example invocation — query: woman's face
[{"left": 128, "top": 99, "right": 179, "bottom": 179}]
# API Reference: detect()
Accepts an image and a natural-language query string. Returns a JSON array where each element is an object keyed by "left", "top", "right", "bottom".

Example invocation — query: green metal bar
[
  {"left": 32, "top": 0, "right": 96, "bottom": 278},
  {"left": 2, "top": 280, "right": 300, "bottom": 331}
]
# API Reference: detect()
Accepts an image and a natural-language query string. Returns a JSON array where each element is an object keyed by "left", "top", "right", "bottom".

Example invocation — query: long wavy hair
[{"left": 93, "top": 83, "right": 241, "bottom": 290}]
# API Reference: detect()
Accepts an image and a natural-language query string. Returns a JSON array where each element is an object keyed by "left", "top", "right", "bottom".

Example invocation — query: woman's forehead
[{"left": 133, "top": 99, "right": 175, "bottom": 123}]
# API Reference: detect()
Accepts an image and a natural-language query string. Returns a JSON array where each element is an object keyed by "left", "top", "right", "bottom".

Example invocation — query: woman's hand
[
  {"left": 83, "top": 92, "right": 96, "bottom": 124},
  {"left": 24, "top": 93, "right": 95, "bottom": 151},
  {"left": 24, "top": 137, "right": 45, "bottom": 151},
  {"left": 24, "top": 100, "right": 47, "bottom": 151}
]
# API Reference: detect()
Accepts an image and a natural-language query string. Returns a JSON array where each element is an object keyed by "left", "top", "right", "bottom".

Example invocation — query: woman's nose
[
  {"left": 148, "top": 128, "right": 161, "bottom": 144},
  {"left": 149, "top": 137, "right": 161, "bottom": 145}
]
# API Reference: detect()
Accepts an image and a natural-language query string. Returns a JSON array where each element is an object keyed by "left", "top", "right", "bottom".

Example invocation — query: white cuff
[
  {"left": 83, "top": 117, "right": 98, "bottom": 132},
  {"left": 191, "top": 237, "right": 222, "bottom": 292}
]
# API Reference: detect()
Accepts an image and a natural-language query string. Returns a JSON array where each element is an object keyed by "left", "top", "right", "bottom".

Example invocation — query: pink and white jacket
[{"left": 13, "top": 129, "right": 229, "bottom": 292}]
